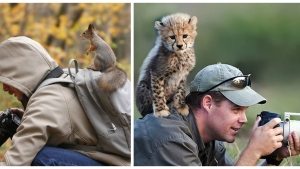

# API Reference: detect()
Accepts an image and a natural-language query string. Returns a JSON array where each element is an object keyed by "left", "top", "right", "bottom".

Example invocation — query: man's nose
[{"left": 239, "top": 112, "right": 248, "bottom": 124}]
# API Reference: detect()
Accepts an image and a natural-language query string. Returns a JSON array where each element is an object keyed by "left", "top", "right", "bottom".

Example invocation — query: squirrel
[{"left": 80, "top": 23, "right": 127, "bottom": 93}]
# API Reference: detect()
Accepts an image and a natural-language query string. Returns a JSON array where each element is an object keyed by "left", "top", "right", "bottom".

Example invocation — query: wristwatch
[{"left": 266, "top": 155, "right": 283, "bottom": 166}]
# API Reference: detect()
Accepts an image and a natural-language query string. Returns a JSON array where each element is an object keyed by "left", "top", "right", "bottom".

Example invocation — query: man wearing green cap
[{"left": 134, "top": 63, "right": 300, "bottom": 166}]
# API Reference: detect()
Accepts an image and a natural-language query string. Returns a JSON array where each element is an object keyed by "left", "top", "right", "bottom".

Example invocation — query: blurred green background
[{"left": 134, "top": 3, "right": 300, "bottom": 165}]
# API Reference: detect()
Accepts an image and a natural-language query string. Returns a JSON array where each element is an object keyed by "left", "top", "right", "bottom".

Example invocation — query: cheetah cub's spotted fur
[{"left": 136, "top": 13, "right": 197, "bottom": 117}]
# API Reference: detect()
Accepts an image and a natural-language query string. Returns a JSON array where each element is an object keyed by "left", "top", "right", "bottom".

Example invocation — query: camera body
[
  {"left": 257, "top": 110, "right": 300, "bottom": 161},
  {"left": 258, "top": 110, "right": 282, "bottom": 128},
  {"left": 258, "top": 110, "right": 300, "bottom": 145},
  {"left": 0, "top": 109, "right": 21, "bottom": 146}
]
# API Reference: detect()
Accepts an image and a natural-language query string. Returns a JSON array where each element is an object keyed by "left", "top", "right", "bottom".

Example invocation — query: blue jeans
[{"left": 31, "top": 146, "right": 107, "bottom": 166}]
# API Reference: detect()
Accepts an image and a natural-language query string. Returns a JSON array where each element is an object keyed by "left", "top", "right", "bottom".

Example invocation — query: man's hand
[
  {"left": 248, "top": 116, "right": 283, "bottom": 157},
  {"left": 235, "top": 116, "right": 283, "bottom": 166},
  {"left": 276, "top": 131, "right": 300, "bottom": 160},
  {"left": 9, "top": 108, "right": 24, "bottom": 118}
]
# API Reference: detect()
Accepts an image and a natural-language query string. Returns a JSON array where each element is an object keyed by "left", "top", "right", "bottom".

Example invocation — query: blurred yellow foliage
[{"left": 0, "top": 3, "right": 131, "bottom": 75}]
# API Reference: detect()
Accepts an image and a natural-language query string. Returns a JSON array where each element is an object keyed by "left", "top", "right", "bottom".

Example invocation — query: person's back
[
  {"left": 134, "top": 109, "right": 233, "bottom": 166},
  {"left": 0, "top": 36, "right": 130, "bottom": 166}
]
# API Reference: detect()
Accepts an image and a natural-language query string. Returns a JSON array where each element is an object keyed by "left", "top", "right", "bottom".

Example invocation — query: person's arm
[
  {"left": 4, "top": 85, "right": 71, "bottom": 166},
  {"left": 235, "top": 117, "right": 283, "bottom": 166}
]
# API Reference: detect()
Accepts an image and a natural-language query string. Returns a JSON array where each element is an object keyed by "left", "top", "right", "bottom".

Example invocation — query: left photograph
[{"left": 0, "top": 3, "right": 131, "bottom": 166}]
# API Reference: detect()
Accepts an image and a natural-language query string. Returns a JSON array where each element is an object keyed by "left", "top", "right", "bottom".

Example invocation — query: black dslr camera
[
  {"left": 258, "top": 110, "right": 282, "bottom": 128},
  {"left": 0, "top": 109, "right": 21, "bottom": 146},
  {"left": 257, "top": 110, "right": 300, "bottom": 164},
  {"left": 257, "top": 110, "right": 300, "bottom": 145}
]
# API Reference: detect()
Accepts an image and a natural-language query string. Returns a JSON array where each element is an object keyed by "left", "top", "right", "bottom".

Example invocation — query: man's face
[
  {"left": 207, "top": 99, "right": 248, "bottom": 143},
  {"left": 2, "top": 83, "right": 23, "bottom": 101}
]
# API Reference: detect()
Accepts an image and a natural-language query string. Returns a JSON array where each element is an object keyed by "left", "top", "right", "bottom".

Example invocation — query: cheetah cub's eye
[
  {"left": 169, "top": 35, "right": 175, "bottom": 40},
  {"left": 183, "top": 34, "right": 188, "bottom": 38}
]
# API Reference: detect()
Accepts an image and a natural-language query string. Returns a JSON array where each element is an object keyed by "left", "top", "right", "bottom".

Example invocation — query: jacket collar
[{"left": 186, "top": 111, "right": 212, "bottom": 153}]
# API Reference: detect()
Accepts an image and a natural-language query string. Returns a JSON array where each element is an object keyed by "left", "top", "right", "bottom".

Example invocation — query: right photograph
[{"left": 133, "top": 3, "right": 300, "bottom": 166}]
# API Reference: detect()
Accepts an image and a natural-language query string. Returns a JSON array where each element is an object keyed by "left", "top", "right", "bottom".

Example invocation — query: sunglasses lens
[{"left": 232, "top": 75, "right": 251, "bottom": 88}]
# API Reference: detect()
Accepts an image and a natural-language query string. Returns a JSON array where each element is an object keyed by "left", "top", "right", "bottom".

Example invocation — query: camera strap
[
  {"left": 32, "top": 66, "right": 64, "bottom": 94},
  {"left": 22, "top": 66, "right": 64, "bottom": 110}
]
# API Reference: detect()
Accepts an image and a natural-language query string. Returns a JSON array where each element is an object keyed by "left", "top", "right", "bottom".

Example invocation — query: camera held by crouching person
[
  {"left": 257, "top": 110, "right": 300, "bottom": 159},
  {"left": 0, "top": 109, "right": 21, "bottom": 146}
]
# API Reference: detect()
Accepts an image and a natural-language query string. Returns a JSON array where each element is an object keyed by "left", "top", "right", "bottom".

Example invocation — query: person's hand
[
  {"left": 235, "top": 116, "right": 284, "bottom": 166},
  {"left": 9, "top": 108, "right": 24, "bottom": 118},
  {"left": 247, "top": 116, "right": 283, "bottom": 158},
  {"left": 276, "top": 131, "right": 300, "bottom": 160}
]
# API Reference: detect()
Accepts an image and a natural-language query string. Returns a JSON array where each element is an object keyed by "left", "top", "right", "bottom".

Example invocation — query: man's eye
[
  {"left": 232, "top": 108, "right": 240, "bottom": 113},
  {"left": 169, "top": 36, "right": 175, "bottom": 40},
  {"left": 183, "top": 34, "right": 188, "bottom": 38}
]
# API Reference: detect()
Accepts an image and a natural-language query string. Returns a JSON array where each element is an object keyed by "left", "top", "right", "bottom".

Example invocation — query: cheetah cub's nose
[{"left": 177, "top": 44, "right": 183, "bottom": 49}]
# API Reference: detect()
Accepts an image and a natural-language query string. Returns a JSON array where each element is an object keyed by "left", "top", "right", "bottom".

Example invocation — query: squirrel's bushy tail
[{"left": 99, "top": 67, "right": 127, "bottom": 93}]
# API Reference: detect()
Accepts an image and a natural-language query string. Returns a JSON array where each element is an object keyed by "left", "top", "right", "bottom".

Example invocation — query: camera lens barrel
[{"left": 282, "top": 112, "right": 300, "bottom": 145}]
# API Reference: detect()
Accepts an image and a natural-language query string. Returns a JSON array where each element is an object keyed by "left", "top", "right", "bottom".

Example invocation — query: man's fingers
[
  {"left": 273, "top": 126, "right": 283, "bottom": 136},
  {"left": 291, "top": 132, "right": 300, "bottom": 153},
  {"left": 265, "top": 118, "right": 281, "bottom": 129},
  {"left": 9, "top": 108, "right": 24, "bottom": 117},
  {"left": 252, "top": 116, "right": 261, "bottom": 132}
]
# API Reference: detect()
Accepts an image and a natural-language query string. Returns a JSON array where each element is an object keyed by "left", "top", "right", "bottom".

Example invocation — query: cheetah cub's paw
[
  {"left": 177, "top": 105, "right": 189, "bottom": 116},
  {"left": 154, "top": 110, "right": 170, "bottom": 118}
]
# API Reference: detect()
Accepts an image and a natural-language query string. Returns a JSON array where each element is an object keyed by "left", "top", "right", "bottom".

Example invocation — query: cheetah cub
[{"left": 136, "top": 13, "right": 197, "bottom": 117}]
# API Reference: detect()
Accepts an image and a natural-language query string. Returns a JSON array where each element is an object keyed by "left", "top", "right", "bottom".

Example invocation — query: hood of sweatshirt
[{"left": 0, "top": 36, "right": 58, "bottom": 98}]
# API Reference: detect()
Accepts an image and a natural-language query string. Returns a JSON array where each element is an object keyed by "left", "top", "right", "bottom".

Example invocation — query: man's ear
[{"left": 202, "top": 95, "right": 213, "bottom": 111}]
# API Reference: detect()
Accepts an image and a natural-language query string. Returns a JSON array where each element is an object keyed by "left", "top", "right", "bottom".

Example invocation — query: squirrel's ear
[
  {"left": 155, "top": 21, "right": 164, "bottom": 30},
  {"left": 188, "top": 16, "right": 197, "bottom": 26},
  {"left": 88, "top": 24, "right": 95, "bottom": 30}
]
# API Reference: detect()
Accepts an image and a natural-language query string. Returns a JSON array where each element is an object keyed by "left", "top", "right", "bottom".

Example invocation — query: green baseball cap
[{"left": 189, "top": 63, "right": 266, "bottom": 106}]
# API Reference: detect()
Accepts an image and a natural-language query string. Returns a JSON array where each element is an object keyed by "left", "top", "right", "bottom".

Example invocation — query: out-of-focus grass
[
  {"left": 0, "top": 140, "right": 11, "bottom": 161},
  {"left": 225, "top": 137, "right": 300, "bottom": 166}
]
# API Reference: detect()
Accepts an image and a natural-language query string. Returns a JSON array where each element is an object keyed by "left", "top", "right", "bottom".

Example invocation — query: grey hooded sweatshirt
[{"left": 0, "top": 36, "right": 130, "bottom": 166}]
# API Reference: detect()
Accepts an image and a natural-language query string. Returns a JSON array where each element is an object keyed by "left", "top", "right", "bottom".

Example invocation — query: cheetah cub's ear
[
  {"left": 154, "top": 21, "right": 165, "bottom": 30},
  {"left": 188, "top": 16, "right": 198, "bottom": 26}
]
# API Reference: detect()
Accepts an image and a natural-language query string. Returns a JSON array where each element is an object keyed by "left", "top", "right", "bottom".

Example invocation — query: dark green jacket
[{"left": 134, "top": 109, "right": 234, "bottom": 166}]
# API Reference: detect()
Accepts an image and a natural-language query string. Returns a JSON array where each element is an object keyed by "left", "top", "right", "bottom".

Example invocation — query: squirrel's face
[
  {"left": 80, "top": 24, "right": 95, "bottom": 40},
  {"left": 80, "top": 30, "right": 93, "bottom": 40}
]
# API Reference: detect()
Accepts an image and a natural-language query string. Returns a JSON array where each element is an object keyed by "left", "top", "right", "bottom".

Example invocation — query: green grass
[{"left": 225, "top": 137, "right": 300, "bottom": 166}]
